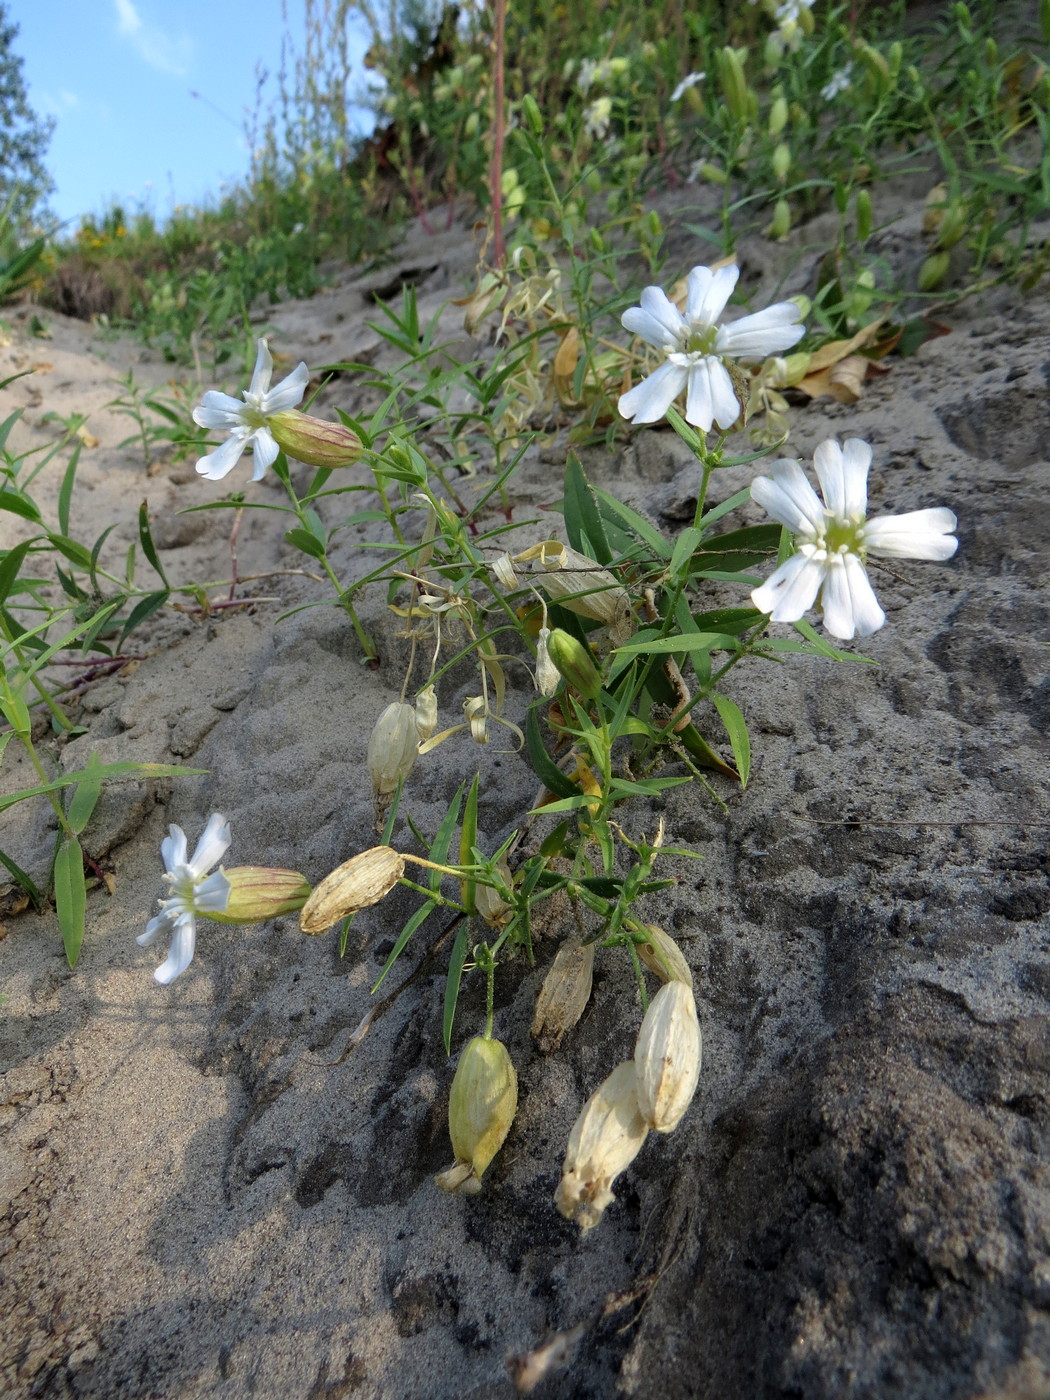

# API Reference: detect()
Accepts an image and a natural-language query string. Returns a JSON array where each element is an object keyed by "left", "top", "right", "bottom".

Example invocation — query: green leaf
[
  {"left": 138, "top": 502, "right": 170, "bottom": 586},
  {"left": 119, "top": 590, "right": 169, "bottom": 645},
  {"left": 0, "top": 489, "right": 42, "bottom": 524},
  {"left": 563, "top": 453, "right": 613, "bottom": 564},
  {"left": 284, "top": 527, "right": 326, "bottom": 559},
  {"left": 0, "top": 845, "right": 44, "bottom": 905},
  {"left": 711, "top": 692, "right": 751, "bottom": 787},
  {"left": 0, "top": 540, "right": 34, "bottom": 607},
  {"left": 58, "top": 443, "right": 82, "bottom": 538},
  {"left": 607, "top": 776, "right": 692, "bottom": 798},
  {"left": 372, "top": 898, "right": 438, "bottom": 992},
  {"left": 54, "top": 836, "right": 86, "bottom": 969},
  {"left": 67, "top": 751, "right": 104, "bottom": 834},
  {"left": 593, "top": 487, "right": 671, "bottom": 559},
  {"left": 459, "top": 775, "right": 479, "bottom": 915},
  {"left": 689, "top": 524, "right": 781, "bottom": 575},
  {"left": 443, "top": 924, "right": 470, "bottom": 1055},
  {"left": 525, "top": 704, "right": 579, "bottom": 799},
  {"left": 428, "top": 783, "right": 465, "bottom": 892},
  {"left": 614, "top": 631, "right": 740, "bottom": 657},
  {"left": 47, "top": 534, "right": 93, "bottom": 570},
  {"left": 669, "top": 525, "right": 704, "bottom": 579}
]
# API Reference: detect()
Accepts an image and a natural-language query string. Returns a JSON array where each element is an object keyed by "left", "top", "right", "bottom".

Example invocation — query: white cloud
[{"left": 113, "top": 0, "right": 191, "bottom": 77}]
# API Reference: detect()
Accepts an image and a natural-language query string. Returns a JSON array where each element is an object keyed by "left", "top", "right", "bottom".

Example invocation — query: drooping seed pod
[
  {"left": 299, "top": 846, "right": 405, "bottom": 934},
  {"left": 435, "top": 1036, "right": 518, "bottom": 1196},
  {"left": 554, "top": 1061, "right": 649, "bottom": 1232},
  {"left": 634, "top": 980, "right": 702, "bottom": 1134},
  {"left": 531, "top": 941, "right": 595, "bottom": 1052},
  {"left": 517, "top": 541, "right": 635, "bottom": 646},
  {"left": 210, "top": 867, "right": 312, "bottom": 923},
  {"left": 368, "top": 701, "right": 419, "bottom": 826},
  {"left": 636, "top": 924, "right": 693, "bottom": 988},
  {"left": 534, "top": 627, "right": 560, "bottom": 697},
  {"left": 268, "top": 409, "right": 363, "bottom": 468}
]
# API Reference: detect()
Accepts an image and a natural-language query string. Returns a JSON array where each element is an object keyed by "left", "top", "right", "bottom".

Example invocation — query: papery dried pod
[
  {"left": 531, "top": 941, "right": 595, "bottom": 1052},
  {"left": 517, "top": 541, "right": 636, "bottom": 646},
  {"left": 368, "top": 701, "right": 419, "bottom": 827},
  {"left": 534, "top": 627, "right": 560, "bottom": 697},
  {"left": 637, "top": 924, "right": 693, "bottom": 987},
  {"left": 634, "top": 980, "right": 702, "bottom": 1133},
  {"left": 555, "top": 1061, "right": 648, "bottom": 1232},
  {"left": 435, "top": 1035, "right": 518, "bottom": 1196},
  {"left": 415, "top": 685, "right": 438, "bottom": 741},
  {"left": 299, "top": 846, "right": 405, "bottom": 934},
  {"left": 475, "top": 862, "right": 514, "bottom": 930}
]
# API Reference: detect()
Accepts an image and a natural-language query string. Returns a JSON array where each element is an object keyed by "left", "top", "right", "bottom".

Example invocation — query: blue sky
[{"left": 14, "top": 0, "right": 372, "bottom": 228}]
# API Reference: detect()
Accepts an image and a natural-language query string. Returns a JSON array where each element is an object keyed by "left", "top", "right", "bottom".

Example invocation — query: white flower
[
  {"left": 584, "top": 96, "right": 613, "bottom": 140},
  {"left": 670, "top": 71, "right": 705, "bottom": 102},
  {"left": 192, "top": 338, "right": 310, "bottom": 482},
  {"left": 618, "top": 263, "right": 805, "bottom": 433},
  {"left": 821, "top": 64, "right": 853, "bottom": 101},
  {"left": 750, "top": 438, "right": 959, "bottom": 640},
  {"left": 137, "top": 814, "right": 232, "bottom": 984}
]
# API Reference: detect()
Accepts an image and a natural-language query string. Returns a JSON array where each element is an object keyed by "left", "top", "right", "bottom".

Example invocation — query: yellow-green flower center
[
  {"left": 821, "top": 517, "right": 866, "bottom": 556},
  {"left": 684, "top": 325, "right": 719, "bottom": 355}
]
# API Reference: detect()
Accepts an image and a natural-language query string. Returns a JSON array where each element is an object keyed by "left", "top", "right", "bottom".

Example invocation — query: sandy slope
[{"left": 1, "top": 208, "right": 1049, "bottom": 1400}]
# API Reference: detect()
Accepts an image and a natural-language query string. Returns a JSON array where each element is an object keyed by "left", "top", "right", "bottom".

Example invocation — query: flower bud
[
  {"left": 545, "top": 628, "right": 602, "bottom": 701},
  {"left": 717, "top": 46, "right": 749, "bottom": 122},
  {"left": 855, "top": 188, "right": 873, "bottom": 243},
  {"left": 768, "top": 95, "right": 789, "bottom": 136},
  {"left": 636, "top": 925, "right": 693, "bottom": 987},
  {"left": 268, "top": 410, "right": 363, "bottom": 468},
  {"left": 634, "top": 981, "right": 701, "bottom": 1133},
  {"left": 368, "top": 702, "right": 419, "bottom": 801},
  {"left": 768, "top": 198, "right": 792, "bottom": 240},
  {"left": 299, "top": 845, "right": 405, "bottom": 933},
  {"left": 522, "top": 92, "right": 544, "bottom": 136},
  {"left": 771, "top": 141, "right": 791, "bottom": 182},
  {"left": 555, "top": 1061, "right": 648, "bottom": 1232},
  {"left": 532, "top": 941, "right": 595, "bottom": 1052},
  {"left": 918, "top": 250, "right": 951, "bottom": 292},
  {"left": 210, "top": 867, "right": 312, "bottom": 923},
  {"left": 435, "top": 1036, "right": 518, "bottom": 1195}
]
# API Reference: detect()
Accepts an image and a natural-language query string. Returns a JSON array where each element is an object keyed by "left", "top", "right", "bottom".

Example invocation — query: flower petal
[
  {"left": 751, "top": 548, "right": 824, "bottom": 621},
  {"left": 154, "top": 914, "right": 196, "bottom": 985},
  {"left": 249, "top": 338, "right": 274, "bottom": 399},
  {"left": 751, "top": 459, "right": 825, "bottom": 536},
  {"left": 261, "top": 361, "right": 310, "bottom": 414},
  {"left": 196, "top": 432, "right": 250, "bottom": 481},
  {"left": 138, "top": 907, "right": 178, "bottom": 947},
  {"left": 839, "top": 438, "right": 872, "bottom": 518},
  {"left": 716, "top": 301, "right": 804, "bottom": 360},
  {"left": 249, "top": 428, "right": 281, "bottom": 480},
  {"left": 194, "top": 869, "right": 232, "bottom": 913},
  {"left": 862, "top": 508, "right": 959, "bottom": 560},
  {"left": 188, "top": 813, "right": 231, "bottom": 877},
  {"left": 623, "top": 286, "right": 686, "bottom": 349},
  {"left": 820, "top": 552, "right": 885, "bottom": 638},
  {"left": 618, "top": 361, "right": 689, "bottom": 424},
  {"left": 192, "top": 391, "right": 250, "bottom": 430},
  {"left": 686, "top": 263, "right": 739, "bottom": 326},
  {"left": 160, "top": 823, "right": 188, "bottom": 873}
]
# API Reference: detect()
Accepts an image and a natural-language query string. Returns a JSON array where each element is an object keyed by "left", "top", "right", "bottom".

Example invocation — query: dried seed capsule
[
  {"left": 531, "top": 941, "right": 595, "bottom": 1052},
  {"left": 210, "top": 867, "right": 312, "bottom": 923},
  {"left": 475, "top": 862, "right": 513, "bottom": 930},
  {"left": 555, "top": 1061, "right": 648, "bottom": 1232},
  {"left": 534, "top": 627, "right": 560, "bottom": 697},
  {"left": 368, "top": 702, "right": 419, "bottom": 826},
  {"left": 435, "top": 1036, "right": 518, "bottom": 1195},
  {"left": 268, "top": 409, "right": 363, "bottom": 468},
  {"left": 299, "top": 846, "right": 405, "bottom": 934},
  {"left": 636, "top": 925, "right": 693, "bottom": 987},
  {"left": 518, "top": 541, "right": 635, "bottom": 645},
  {"left": 634, "top": 981, "right": 702, "bottom": 1133},
  {"left": 415, "top": 685, "right": 438, "bottom": 741}
]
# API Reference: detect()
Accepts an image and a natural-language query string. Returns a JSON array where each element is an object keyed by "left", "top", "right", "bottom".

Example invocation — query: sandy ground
[{"left": 1, "top": 201, "right": 1049, "bottom": 1400}]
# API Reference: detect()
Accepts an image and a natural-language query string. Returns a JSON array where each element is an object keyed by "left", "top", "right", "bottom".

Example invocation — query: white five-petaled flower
[
  {"left": 618, "top": 263, "right": 805, "bottom": 433},
  {"left": 750, "top": 438, "right": 959, "bottom": 640},
  {"left": 137, "top": 814, "right": 232, "bottom": 984},
  {"left": 821, "top": 64, "right": 853, "bottom": 101},
  {"left": 192, "top": 338, "right": 309, "bottom": 482}
]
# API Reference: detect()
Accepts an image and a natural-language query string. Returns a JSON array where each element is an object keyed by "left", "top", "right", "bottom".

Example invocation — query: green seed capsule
[{"left": 435, "top": 1037, "right": 518, "bottom": 1195}]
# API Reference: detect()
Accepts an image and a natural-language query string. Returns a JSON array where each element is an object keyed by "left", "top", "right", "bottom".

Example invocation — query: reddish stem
[{"left": 490, "top": 0, "right": 507, "bottom": 268}]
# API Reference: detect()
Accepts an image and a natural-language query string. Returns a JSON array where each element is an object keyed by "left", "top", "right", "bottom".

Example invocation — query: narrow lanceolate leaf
[
  {"left": 563, "top": 453, "right": 613, "bottom": 565},
  {"left": 138, "top": 501, "right": 170, "bottom": 586},
  {"left": 710, "top": 692, "right": 751, "bottom": 788},
  {"left": 459, "top": 774, "right": 479, "bottom": 916},
  {"left": 66, "top": 751, "right": 104, "bottom": 834},
  {"left": 443, "top": 923, "right": 470, "bottom": 1056},
  {"left": 54, "top": 836, "right": 87, "bottom": 969}
]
